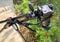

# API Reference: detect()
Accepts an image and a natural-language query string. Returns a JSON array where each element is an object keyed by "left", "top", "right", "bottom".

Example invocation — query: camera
[{"left": 28, "top": 3, "right": 54, "bottom": 30}]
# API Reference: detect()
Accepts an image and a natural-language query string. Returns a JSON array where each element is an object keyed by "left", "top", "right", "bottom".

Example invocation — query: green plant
[{"left": 15, "top": 0, "right": 29, "bottom": 13}]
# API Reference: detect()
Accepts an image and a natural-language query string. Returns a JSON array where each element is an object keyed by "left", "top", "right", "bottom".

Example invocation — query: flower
[
  {"left": 46, "top": 33, "right": 49, "bottom": 37},
  {"left": 51, "top": 15, "right": 54, "bottom": 19}
]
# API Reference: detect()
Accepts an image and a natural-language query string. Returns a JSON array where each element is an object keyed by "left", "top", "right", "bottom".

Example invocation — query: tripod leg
[
  {"left": 16, "top": 20, "right": 36, "bottom": 32},
  {"left": 0, "top": 22, "right": 9, "bottom": 33},
  {"left": 24, "top": 26, "right": 36, "bottom": 32},
  {"left": 12, "top": 24, "right": 27, "bottom": 42}
]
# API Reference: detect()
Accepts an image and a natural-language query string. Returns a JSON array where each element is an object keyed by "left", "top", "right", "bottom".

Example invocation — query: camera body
[{"left": 37, "top": 4, "right": 53, "bottom": 30}]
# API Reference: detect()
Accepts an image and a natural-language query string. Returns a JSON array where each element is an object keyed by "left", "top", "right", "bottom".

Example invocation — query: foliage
[{"left": 15, "top": 0, "right": 29, "bottom": 13}]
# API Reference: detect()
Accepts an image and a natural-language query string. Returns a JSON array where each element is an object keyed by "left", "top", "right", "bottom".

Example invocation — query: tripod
[{"left": 0, "top": 15, "right": 38, "bottom": 42}]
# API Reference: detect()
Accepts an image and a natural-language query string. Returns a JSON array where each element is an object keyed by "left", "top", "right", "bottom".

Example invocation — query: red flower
[
  {"left": 46, "top": 33, "right": 49, "bottom": 37},
  {"left": 51, "top": 15, "right": 54, "bottom": 19}
]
